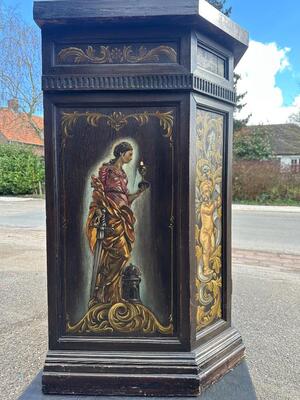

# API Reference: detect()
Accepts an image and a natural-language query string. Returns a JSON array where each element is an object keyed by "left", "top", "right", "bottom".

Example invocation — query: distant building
[
  {"left": 0, "top": 99, "right": 44, "bottom": 156},
  {"left": 243, "top": 124, "right": 300, "bottom": 173}
]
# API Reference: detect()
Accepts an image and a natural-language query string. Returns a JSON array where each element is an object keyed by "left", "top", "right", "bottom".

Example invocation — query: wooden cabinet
[{"left": 34, "top": 0, "right": 248, "bottom": 395}]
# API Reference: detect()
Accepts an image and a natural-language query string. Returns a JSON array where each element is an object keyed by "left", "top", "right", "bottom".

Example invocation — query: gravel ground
[
  {"left": 0, "top": 227, "right": 47, "bottom": 400},
  {"left": 233, "top": 264, "right": 300, "bottom": 400},
  {"left": 0, "top": 203, "right": 299, "bottom": 399}
]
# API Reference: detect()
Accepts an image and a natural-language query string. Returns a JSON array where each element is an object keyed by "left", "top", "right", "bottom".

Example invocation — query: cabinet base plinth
[{"left": 42, "top": 328, "right": 245, "bottom": 397}]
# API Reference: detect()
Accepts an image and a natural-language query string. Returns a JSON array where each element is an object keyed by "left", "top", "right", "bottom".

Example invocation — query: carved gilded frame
[{"left": 190, "top": 93, "right": 233, "bottom": 346}]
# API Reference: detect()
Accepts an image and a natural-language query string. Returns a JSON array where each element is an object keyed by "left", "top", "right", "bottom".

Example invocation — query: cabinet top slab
[{"left": 33, "top": 0, "right": 248, "bottom": 65}]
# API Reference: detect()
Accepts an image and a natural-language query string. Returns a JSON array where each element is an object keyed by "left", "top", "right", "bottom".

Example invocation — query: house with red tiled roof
[{"left": 0, "top": 99, "right": 44, "bottom": 156}]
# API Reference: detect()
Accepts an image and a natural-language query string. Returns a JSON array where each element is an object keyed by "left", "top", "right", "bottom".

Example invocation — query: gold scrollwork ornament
[
  {"left": 58, "top": 45, "right": 177, "bottom": 64},
  {"left": 67, "top": 302, "right": 173, "bottom": 335},
  {"left": 61, "top": 110, "right": 174, "bottom": 145}
]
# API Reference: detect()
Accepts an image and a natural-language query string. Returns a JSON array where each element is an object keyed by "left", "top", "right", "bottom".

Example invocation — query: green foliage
[
  {"left": 0, "top": 143, "right": 44, "bottom": 195},
  {"left": 206, "top": 0, "right": 232, "bottom": 16},
  {"left": 233, "top": 127, "right": 274, "bottom": 160}
]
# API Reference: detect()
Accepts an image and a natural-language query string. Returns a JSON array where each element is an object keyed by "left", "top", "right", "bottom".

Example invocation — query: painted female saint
[
  {"left": 68, "top": 141, "right": 172, "bottom": 335},
  {"left": 86, "top": 142, "right": 145, "bottom": 306}
]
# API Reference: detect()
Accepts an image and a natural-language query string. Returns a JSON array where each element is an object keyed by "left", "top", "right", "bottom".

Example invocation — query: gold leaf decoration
[
  {"left": 67, "top": 301, "right": 173, "bottom": 335},
  {"left": 61, "top": 110, "right": 174, "bottom": 144},
  {"left": 195, "top": 109, "right": 224, "bottom": 332},
  {"left": 58, "top": 45, "right": 177, "bottom": 64}
]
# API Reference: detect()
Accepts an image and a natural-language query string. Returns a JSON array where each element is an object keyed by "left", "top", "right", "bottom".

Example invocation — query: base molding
[{"left": 42, "top": 327, "right": 245, "bottom": 397}]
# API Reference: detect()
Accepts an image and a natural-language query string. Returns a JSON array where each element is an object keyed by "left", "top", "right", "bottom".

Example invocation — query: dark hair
[
  {"left": 109, "top": 141, "right": 133, "bottom": 164},
  {"left": 113, "top": 142, "right": 133, "bottom": 158}
]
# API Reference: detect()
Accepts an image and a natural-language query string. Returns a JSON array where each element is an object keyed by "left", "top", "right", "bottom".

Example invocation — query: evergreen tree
[
  {"left": 206, "top": 0, "right": 232, "bottom": 16},
  {"left": 233, "top": 73, "right": 251, "bottom": 131}
]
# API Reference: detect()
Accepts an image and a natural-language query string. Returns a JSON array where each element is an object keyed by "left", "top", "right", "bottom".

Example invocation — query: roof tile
[
  {"left": 241, "top": 124, "right": 300, "bottom": 156},
  {"left": 0, "top": 108, "right": 43, "bottom": 146}
]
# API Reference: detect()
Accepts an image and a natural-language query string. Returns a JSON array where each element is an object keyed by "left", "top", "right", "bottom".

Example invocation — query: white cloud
[{"left": 235, "top": 40, "right": 300, "bottom": 125}]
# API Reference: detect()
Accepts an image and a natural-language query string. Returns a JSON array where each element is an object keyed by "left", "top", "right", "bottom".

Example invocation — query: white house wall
[{"left": 277, "top": 155, "right": 300, "bottom": 166}]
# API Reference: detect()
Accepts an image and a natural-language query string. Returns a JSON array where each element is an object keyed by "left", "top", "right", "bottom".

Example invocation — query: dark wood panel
[
  {"left": 55, "top": 42, "right": 178, "bottom": 66},
  {"left": 43, "top": 91, "right": 191, "bottom": 352},
  {"left": 41, "top": 25, "right": 190, "bottom": 75},
  {"left": 34, "top": 0, "right": 199, "bottom": 21},
  {"left": 61, "top": 105, "right": 174, "bottom": 333}
]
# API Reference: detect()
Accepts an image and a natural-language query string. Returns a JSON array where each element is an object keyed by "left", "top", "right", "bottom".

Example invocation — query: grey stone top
[{"left": 33, "top": 0, "right": 248, "bottom": 65}]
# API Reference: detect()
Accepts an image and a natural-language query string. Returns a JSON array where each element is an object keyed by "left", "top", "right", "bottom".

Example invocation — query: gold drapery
[
  {"left": 67, "top": 174, "right": 173, "bottom": 335},
  {"left": 86, "top": 175, "right": 135, "bottom": 304}
]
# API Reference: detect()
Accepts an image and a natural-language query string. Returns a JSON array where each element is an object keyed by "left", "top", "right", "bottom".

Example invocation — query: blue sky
[
  {"left": 230, "top": 0, "right": 300, "bottom": 107},
  {"left": 5, "top": 0, "right": 300, "bottom": 124}
]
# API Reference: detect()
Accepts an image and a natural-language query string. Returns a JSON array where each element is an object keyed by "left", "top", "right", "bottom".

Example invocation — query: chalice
[{"left": 138, "top": 161, "right": 150, "bottom": 190}]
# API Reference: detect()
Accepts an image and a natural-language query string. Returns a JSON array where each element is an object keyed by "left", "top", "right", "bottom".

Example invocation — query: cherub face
[
  {"left": 202, "top": 165, "right": 210, "bottom": 176},
  {"left": 202, "top": 189, "right": 211, "bottom": 202}
]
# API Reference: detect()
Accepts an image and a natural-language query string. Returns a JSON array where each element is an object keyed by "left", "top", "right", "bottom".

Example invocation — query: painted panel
[
  {"left": 58, "top": 107, "right": 175, "bottom": 336},
  {"left": 55, "top": 42, "right": 178, "bottom": 65},
  {"left": 195, "top": 108, "right": 224, "bottom": 332}
]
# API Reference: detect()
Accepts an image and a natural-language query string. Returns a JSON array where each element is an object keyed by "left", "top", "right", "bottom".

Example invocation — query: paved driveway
[
  {"left": 233, "top": 205, "right": 300, "bottom": 254},
  {"left": 0, "top": 198, "right": 299, "bottom": 399}
]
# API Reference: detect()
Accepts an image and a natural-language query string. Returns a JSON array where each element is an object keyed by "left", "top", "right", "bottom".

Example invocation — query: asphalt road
[
  {"left": 0, "top": 198, "right": 299, "bottom": 399},
  {"left": 0, "top": 197, "right": 45, "bottom": 229},
  {"left": 1, "top": 198, "right": 300, "bottom": 254},
  {"left": 232, "top": 206, "right": 300, "bottom": 254}
]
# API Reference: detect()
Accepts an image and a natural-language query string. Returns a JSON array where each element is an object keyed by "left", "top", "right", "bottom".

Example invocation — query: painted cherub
[{"left": 198, "top": 179, "right": 221, "bottom": 274}]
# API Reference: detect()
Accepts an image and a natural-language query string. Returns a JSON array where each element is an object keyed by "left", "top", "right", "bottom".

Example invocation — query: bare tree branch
[
  {"left": 0, "top": 2, "right": 42, "bottom": 137},
  {"left": 288, "top": 110, "right": 300, "bottom": 126}
]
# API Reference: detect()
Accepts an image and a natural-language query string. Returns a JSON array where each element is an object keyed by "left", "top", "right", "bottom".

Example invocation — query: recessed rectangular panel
[
  {"left": 195, "top": 108, "right": 224, "bottom": 332},
  {"left": 55, "top": 42, "right": 178, "bottom": 65},
  {"left": 57, "top": 106, "right": 175, "bottom": 337},
  {"left": 197, "top": 45, "right": 227, "bottom": 78}
]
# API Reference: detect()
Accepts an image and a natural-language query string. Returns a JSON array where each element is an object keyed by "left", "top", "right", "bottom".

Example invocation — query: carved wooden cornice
[{"left": 42, "top": 74, "right": 236, "bottom": 104}]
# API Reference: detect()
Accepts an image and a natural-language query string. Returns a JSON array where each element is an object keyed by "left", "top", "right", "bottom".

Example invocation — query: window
[{"left": 291, "top": 159, "right": 300, "bottom": 173}]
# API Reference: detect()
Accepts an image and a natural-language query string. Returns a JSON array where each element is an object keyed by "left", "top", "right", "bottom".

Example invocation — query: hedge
[
  {"left": 233, "top": 160, "right": 300, "bottom": 203},
  {"left": 0, "top": 143, "right": 45, "bottom": 195}
]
